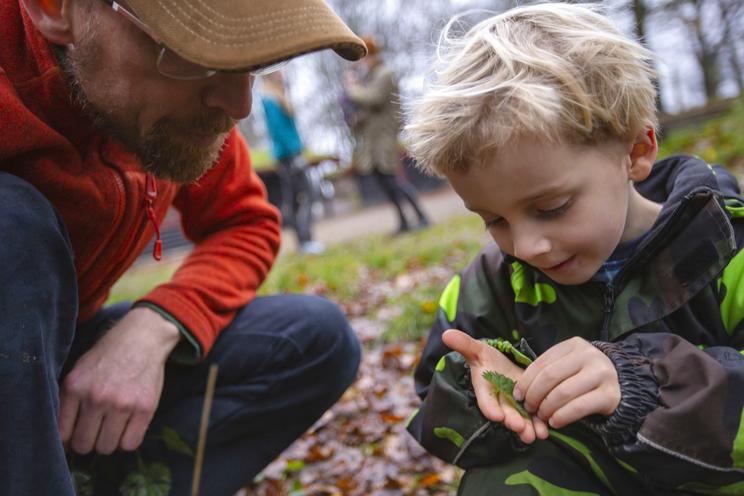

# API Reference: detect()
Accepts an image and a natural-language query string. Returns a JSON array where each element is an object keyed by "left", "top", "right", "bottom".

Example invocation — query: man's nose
[
  {"left": 202, "top": 73, "right": 255, "bottom": 120},
  {"left": 512, "top": 226, "right": 551, "bottom": 262}
]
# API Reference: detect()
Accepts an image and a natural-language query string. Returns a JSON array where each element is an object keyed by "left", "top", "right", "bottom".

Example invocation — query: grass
[{"left": 658, "top": 98, "right": 744, "bottom": 170}]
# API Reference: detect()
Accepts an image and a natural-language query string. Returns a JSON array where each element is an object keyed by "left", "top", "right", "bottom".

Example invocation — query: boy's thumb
[{"left": 442, "top": 329, "right": 481, "bottom": 363}]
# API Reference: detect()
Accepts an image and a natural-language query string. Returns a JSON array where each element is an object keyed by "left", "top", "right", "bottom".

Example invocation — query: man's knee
[
  {"left": 298, "top": 295, "right": 361, "bottom": 379},
  {"left": 0, "top": 173, "right": 73, "bottom": 262},
  {"left": 0, "top": 173, "right": 77, "bottom": 350}
]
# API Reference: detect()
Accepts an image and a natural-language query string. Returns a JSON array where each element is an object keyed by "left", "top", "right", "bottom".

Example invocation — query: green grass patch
[
  {"left": 260, "top": 214, "right": 485, "bottom": 301},
  {"left": 659, "top": 98, "right": 744, "bottom": 170},
  {"left": 379, "top": 284, "right": 443, "bottom": 342},
  {"left": 107, "top": 261, "right": 180, "bottom": 305}
]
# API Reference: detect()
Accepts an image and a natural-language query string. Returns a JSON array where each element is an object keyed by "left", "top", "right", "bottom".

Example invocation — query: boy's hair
[{"left": 405, "top": 3, "right": 658, "bottom": 176}]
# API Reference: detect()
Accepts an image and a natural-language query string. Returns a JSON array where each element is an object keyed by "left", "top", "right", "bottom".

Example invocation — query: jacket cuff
[
  {"left": 134, "top": 302, "right": 202, "bottom": 365},
  {"left": 584, "top": 341, "right": 659, "bottom": 447}
]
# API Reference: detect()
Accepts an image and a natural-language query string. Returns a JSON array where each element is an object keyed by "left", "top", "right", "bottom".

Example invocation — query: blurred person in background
[
  {"left": 0, "top": 0, "right": 364, "bottom": 493},
  {"left": 262, "top": 71, "right": 325, "bottom": 254},
  {"left": 343, "top": 35, "right": 430, "bottom": 235}
]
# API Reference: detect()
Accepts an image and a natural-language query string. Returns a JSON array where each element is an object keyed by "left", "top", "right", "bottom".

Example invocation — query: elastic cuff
[
  {"left": 134, "top": 302, "right": 202, "bottom": 365},
  {"left": 584, "top": 341, "right": 659, "bottom": 447}
]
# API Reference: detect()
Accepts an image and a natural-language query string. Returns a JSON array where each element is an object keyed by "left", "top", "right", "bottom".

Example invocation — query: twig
[{"left": 191, "top": 364, "right": 219, "bottom": 496}]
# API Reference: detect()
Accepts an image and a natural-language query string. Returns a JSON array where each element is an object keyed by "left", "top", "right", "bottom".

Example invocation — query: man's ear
[
  {"left": 21, "top": 0, "right": 74, "bottom": 45},
  {"left": 627, "top": 126, "right": 658, "bottom": 182}
]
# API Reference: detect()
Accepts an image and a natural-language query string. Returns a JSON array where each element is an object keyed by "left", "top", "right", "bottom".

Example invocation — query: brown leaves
[{"left": 245, "top": 344, "right": 460, "bottom": 496}]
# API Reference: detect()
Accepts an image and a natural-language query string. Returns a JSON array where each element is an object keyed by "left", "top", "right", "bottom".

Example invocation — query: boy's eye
[
  {"left": 484, "top": 217, "right": 506, "bottom": 229},
  {"left": 537, "top": 199, "right": 571, "bottom": 218}
]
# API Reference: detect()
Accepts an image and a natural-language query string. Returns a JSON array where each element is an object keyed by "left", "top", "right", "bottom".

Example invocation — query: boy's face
[{"left": 447, "top": 138, "right": 656, "bottom": 285}]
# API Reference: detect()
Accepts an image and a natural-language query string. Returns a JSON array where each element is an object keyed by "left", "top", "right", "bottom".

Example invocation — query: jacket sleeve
[
  {"left": 586, "top": 331, "right": 744, "bottom": 491},
  {"left": 408, "top": 244, "right": 527, "bottom": 468},
  {"left": 137, "top": 130, "right": 281, "bottom": 359},
  {"left": 345, "top": 67, "right": 396, "bottom": 109}
]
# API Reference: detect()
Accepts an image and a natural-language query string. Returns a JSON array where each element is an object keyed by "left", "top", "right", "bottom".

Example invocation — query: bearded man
[{"left": 0, "top": 0, "right": 366, "bottom": 494}]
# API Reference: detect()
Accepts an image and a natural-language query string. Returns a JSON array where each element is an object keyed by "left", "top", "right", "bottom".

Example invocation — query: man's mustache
[{"left": 159, "top": 110, "right": 235, "bottom": 135}]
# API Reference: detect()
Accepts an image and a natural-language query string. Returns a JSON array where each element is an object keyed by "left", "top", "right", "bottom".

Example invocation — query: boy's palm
[{"left": 442, "top": 329, "right": 550, "bottom": 444}]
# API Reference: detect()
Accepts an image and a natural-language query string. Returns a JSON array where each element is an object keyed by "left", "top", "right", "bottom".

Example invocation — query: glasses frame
[{"left": 105, "top": 1, "right": 289, "bottom": 80}]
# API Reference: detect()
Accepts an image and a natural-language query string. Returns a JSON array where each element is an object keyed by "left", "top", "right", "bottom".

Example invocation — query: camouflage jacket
[{"left": 409, "top": 156, "right": 744, "bottom": 494}]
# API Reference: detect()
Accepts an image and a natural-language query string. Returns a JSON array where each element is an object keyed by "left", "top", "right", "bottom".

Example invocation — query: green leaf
[
  {"left": 119, "top": 461, "right": 172, "bottom": 496},
  {"left": 161, "top": 426, "right": 195, "bottom": 457},
  {"left": 482, "top": 370, "right": 530, "bottom": 418},
  {"left": 483, "top": 338, "right": 533, "bottom": 366},
  {"left": 71, "top": 469, "right": 94, "bottom": 496},
  {"left": 285, "top": 459, "right": 305, "bottom": 473}
]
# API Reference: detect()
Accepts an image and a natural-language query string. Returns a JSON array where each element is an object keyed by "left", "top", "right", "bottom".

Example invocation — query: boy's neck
[{"left": 620, "top": 186, "right": 662, "bottom": 243}]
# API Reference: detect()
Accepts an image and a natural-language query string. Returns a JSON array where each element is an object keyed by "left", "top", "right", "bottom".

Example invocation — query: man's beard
[{"left": 53, "top": 42, "right": 233, "bottom": 184}]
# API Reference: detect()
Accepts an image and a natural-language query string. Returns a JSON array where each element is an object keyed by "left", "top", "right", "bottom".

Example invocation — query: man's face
[
  {"left": 59, "top": 2, "right": 255, "bottom": 184},
  {"left": 447, "top": 139, "right": 643, "bottom": 285}
]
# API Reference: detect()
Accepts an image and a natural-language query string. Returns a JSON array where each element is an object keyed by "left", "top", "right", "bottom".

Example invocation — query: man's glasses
[{"left": 104, "top": 0, "right": 288, "bottom": 80}]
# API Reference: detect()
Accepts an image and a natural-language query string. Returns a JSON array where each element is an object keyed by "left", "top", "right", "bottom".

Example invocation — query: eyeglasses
[{"left": 104, "top": 1, "right": 289, "bottom": 80}]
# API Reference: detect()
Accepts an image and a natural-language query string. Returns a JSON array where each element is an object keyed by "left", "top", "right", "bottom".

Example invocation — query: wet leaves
[{"left": 245, "top": 343, "right": 459, "bottom": 495}]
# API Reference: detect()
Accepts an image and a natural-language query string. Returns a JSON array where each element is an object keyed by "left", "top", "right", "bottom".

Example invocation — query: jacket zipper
[
  {"left": 598, "top": 192, "right": 705, "bottom": 341},
  {"left": 600, "top": 284, "right": 615, "bottom": 341},
  {"left": 144, "top": 173, "right": 163, "bottom": 261}
]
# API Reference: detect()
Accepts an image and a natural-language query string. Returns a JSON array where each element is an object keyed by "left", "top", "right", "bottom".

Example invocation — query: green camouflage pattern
[{"left": 409, "top": 157, "right": 744, "bottom": 494}]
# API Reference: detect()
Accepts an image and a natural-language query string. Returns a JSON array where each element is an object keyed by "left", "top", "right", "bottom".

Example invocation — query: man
[
  {"left": 343, "top": 35, "right": 430, "bottom": 234},
  {"left": 0, "top": 0, "right": 365, "bottom": 494}
]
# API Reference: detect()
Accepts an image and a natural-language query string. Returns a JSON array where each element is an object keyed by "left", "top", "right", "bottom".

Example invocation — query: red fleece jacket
[{"left": 0, "top": 1, "right": 281, "bottom": 359}]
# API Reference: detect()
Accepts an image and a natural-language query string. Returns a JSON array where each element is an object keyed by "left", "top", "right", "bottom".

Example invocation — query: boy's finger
[
  {"left": 442, "top": 329, "right": 484, "bottom": 363},
  {"left": 523, "top": 358, "right": 583, "bottom": 414},
  {"left": 533, "top": 416, "right": 550, "bottom": 440},
  {"left": 548, "top": 389, "right": 606, "bottom": 429},
  {"left": 515, "top": 340, "right": 575, "bottom": 401}
]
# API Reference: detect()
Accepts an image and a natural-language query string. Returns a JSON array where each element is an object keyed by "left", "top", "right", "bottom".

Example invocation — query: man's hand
[
  {"left": 514, "top": 336, "right": 620, "bottom": 429},
  {"left": 59, "top": 307, "right": 182, "bottom": 455},
  {"left": 442, "top": 329, "right": 550, "bottom": 444}
]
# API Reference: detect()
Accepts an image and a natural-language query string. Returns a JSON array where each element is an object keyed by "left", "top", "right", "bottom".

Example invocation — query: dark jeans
[
  {"left": 277, "top": 155, "right": 314, "bottom": 244},
  {"left": 0, "top": 172, "right": 361, "bottom": 495},
  {"left": 371, "top": 168, "right": 429, "bottom": 231}
]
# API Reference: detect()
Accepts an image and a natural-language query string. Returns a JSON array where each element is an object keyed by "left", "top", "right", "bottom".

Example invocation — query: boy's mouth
[{"left": 543, "top": 255, "right": 576, "bottom": 273}]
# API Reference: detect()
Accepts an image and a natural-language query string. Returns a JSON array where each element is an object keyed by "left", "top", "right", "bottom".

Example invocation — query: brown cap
[{"left": 125, "top": 0, "right": 367, "bottom": 71}]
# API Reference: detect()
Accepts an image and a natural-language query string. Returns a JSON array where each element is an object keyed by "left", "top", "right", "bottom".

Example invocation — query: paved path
[
  {"left": 279, "top": 186, "right": 468, "bottom": 255},
  {"left": 132, "top": 185, "right": 468, "bottom": 272}
]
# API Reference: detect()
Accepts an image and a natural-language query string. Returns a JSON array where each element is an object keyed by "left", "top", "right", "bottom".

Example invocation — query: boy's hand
[
  {"left": 442, "top": 329, "right": 550, "bottom": 444},
  {"left": 514, "top": 337, "right": 620, "bottom": 429}
]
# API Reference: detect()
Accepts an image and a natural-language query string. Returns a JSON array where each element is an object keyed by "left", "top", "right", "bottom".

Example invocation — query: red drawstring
[{"left": 145, "top": 174, "right": 162, "bottom": 261}]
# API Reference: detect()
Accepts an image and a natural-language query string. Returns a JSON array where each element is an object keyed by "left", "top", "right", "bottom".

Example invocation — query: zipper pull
[{"left": 144, "top": 174, "right": 162, "bottom": 261}]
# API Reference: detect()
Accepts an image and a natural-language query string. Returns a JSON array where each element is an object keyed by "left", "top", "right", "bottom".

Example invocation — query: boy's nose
[
  {"left": 202, "top": 73, "right": 255, "bottom": 121},
  {"left": 512, "top": 228, "right": 551, "bottom": 262}
]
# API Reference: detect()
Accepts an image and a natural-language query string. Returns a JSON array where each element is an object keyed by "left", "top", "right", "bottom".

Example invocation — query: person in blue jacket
[{"left": 261, "top": 71, "right": 325, "bottom": 254}]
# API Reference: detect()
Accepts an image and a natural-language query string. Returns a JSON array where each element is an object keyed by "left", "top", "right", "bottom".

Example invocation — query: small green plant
[
  {"left": 482, "top": 370, "right": 530, "bottom": 419},
  {"left": 68, "top": 426, "right": 193, "bottom": 495},
  {"left": 118, "top": 456, "right": 171, "bottom": 496}
]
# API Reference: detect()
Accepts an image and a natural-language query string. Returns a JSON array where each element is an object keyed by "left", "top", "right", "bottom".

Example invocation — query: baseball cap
[{"left": 124, "top": 0, "right": 367, "bottom": 71}]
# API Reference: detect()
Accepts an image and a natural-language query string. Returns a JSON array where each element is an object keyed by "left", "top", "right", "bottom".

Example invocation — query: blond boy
[{"left": 406, "top": 4, "right": 744, "bottom": 495}]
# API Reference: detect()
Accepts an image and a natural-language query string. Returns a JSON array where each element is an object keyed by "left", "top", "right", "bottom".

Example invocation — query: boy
[{"left": 404, "top": 3, "right": 744, "bottom": 495}]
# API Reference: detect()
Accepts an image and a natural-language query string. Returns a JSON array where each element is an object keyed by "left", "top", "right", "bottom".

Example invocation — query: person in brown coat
[{"left": 344, "top": 35, "right": 430, "bottom": 234}]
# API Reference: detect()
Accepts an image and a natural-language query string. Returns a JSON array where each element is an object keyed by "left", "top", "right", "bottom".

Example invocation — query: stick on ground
[{"left": 191, "top": 364, "right": 219, "bottom": 496}]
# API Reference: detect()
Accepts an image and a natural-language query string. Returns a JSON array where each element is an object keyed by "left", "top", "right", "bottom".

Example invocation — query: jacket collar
[{"left": 2, "top": 1, "right": 99, "bottom": 153}]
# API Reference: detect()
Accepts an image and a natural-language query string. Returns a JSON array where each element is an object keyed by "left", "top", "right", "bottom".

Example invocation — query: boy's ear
[
  {"left": 22, "top": 0, "right": 74, "bottom": 45},
  {"left": 627, "top": 127, "right": 658, "bottom": 182}
]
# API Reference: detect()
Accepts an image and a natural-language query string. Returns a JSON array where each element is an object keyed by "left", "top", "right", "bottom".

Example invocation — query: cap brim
[{"left": 126, "top": 0, "right": 367, "bottom": 71}]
